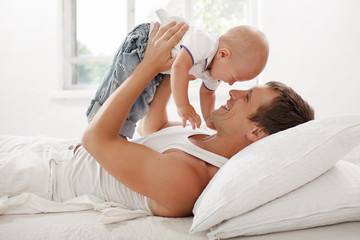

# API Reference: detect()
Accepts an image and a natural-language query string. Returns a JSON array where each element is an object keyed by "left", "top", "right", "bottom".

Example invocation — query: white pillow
[
  {"left": 342, "top": 143, "right": 360, "bottom": 166},
  {"left": 208, "top": 161, "right": 360, "bottom": 239},
  {"left": 190, "top": 114, "right": 360, "bottom": 233}
]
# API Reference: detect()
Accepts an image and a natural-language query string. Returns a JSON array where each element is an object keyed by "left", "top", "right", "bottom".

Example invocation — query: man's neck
[{"left": 188, "top": 133, "right": 249, "bottom": 159}]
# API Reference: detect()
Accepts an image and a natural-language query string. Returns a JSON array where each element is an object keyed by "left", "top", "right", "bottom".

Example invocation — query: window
[{"left": 62, "top": 0, "right": 256, "bottom": 90}]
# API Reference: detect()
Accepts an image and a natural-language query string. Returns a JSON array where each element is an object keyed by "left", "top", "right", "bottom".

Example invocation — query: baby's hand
[
  {"left": 205, "top": 118, "right": 216, "bottom": 130},
  {"left": 177, "top": 105, "right": 201, "bottom": 130}
]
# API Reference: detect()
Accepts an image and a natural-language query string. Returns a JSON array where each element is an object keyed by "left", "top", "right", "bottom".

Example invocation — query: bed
[
  {"left": 0, "top": 212, "right": 359, "bottom": 240},
  {"left": 1, "top": 115, "right": 360, "bottom": 239}
]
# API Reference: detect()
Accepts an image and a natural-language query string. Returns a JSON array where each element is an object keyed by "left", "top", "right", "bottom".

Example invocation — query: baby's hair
[{"left": 220, "top": 26, "right": 269, "bottom": 77}]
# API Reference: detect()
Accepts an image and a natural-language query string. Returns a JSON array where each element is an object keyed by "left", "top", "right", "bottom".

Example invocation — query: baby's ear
[{"left": 217, "top": 48, "right": 231, "bottom": 59}]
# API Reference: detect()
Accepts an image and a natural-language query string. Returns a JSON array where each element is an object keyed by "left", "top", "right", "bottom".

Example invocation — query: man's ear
[
  {"left": 217, "top": 48, "right": 231, "bottom": 59},
  {"left": 246, "top": 125, "right": 268, "bottom": 143}
]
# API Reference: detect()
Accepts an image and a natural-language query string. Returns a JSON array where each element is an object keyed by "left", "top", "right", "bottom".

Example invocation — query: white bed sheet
[
  {"left": 0, "top": 211, "right": 359, "bottom": 240},
  {"left": 1, "top": 145, "right": 359, "bottom": 240}
]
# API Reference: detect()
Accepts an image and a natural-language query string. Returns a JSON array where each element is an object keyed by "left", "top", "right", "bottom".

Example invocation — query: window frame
[
  {"left": 61, "top": 0, "right": 260, "bottom": 91},
  {"left": 63, "top": 0, "right": 115, "bottom": 90}
]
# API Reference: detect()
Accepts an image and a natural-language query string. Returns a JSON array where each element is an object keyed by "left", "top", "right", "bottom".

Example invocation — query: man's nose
[{"left": 229, "top": 89, "right": 248, "bottom": 99}]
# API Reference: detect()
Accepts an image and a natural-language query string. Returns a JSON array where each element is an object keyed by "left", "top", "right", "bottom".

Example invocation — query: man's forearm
[
  {"left": 200, "top": 83, "right": 216, "bottom": 121},
  {"left": 83, "top": 22, "right": 188, "bottom": 143},
  {"left": 85, "top": 61, "right": 158, "bottom": 142}
]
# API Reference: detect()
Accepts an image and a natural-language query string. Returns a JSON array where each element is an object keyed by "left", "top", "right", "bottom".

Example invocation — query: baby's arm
[
  {"left": 200, "top": 84, "right": 216, "bottom": 130},
  {"left": 171, "top": 48, "right": 201, "bottom": 130}
]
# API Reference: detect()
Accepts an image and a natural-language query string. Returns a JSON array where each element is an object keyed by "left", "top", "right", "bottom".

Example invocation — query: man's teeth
[{"left": 225, "top": 103, "right": 229, "bottom": 111}]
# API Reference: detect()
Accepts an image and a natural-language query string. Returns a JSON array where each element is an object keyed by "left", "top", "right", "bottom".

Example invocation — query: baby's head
[{"left": 209, "top": 26, "right": 269, "bottom": 85}]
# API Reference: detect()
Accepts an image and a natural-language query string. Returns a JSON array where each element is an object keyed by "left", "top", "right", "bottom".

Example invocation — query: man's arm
[
  {"left": 200, "top": 83, "right": 216, "bottom": 130},
  {"left": 81, "top": 23, "right": 203, "bottom": 216}
]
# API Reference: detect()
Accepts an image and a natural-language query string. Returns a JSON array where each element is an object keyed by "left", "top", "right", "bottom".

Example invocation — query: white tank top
[
  {"left": 55, "top": 126, "right": 228, "bottom": 214},
  {"left": 133, "top": 126, "right": 228, "bottom": 168}
]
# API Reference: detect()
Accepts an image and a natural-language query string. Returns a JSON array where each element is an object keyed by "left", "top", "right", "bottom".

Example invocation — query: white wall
[
  {"left": 0, "top": 0, "right": 359, "bottom": 138},
  {"left": 0, "top": 0, "right": 89, "bottom": 138},
  {"left": 260, "top": 0, "right": 360, "bottom": 118}
]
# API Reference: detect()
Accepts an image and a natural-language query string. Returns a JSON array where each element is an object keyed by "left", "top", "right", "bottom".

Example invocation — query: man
[{"left": 82, "top": 21, "right": 314, "bottom": 218}]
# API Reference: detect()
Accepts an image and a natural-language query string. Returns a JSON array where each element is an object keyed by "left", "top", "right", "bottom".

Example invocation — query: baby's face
[
  {"left": 210, "top": 58, "right": 259, "bottom": 85},
  {"left": 212, "top": 25, "right": 269, "bottom": 84}
]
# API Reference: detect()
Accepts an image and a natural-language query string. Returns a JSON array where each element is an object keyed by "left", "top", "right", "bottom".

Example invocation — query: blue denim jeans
[{"left": 86, "top": 23, "right": 163, "bottom": 138}]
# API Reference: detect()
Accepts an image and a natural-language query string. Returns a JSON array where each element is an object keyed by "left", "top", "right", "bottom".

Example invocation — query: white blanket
[
  {"left": 0, "top": 135, "right": 150, "bottom": 224},
  {"left": 0, "top": 193, "right": 151, "bottom": 224}
]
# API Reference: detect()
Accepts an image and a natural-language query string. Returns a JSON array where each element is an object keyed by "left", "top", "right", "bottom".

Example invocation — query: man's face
[{"left": 211, "top": 85, "right": 278, "bottom": 133}]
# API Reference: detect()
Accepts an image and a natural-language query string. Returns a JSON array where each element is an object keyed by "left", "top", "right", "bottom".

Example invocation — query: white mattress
[
  {"left": 1, "top": 145, "right": 360, "bottom": 240},
  {"left": 0, "top": 211, "right": 359, "bottom": 240}
]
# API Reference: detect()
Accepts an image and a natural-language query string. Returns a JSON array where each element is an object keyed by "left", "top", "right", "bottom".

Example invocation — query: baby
[{"left": 86, "top": 9, "right": 269, "bottom": 138}]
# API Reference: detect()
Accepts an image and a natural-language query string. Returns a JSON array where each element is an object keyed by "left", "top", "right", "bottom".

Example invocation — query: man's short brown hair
[{"left": 250, "top": 81, "right": 315, "bottom": 135}]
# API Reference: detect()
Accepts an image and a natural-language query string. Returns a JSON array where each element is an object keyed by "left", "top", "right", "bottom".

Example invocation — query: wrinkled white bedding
[
  {"left": 0, "top": 193, "right": 151, "bottom": 224},
  {"left": 0, "top": 135, "right": 151, "bottom": 224},
  {"left": 0, "top": 211, "right": 359, "bottom": 240},
  {"left": 1, "top": 139, "right": 359, "bottom": 239}
]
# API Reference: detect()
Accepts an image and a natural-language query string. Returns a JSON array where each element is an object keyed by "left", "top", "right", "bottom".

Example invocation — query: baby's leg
[
  {"left": 137, "top": 74, "right": 172, "bottom": 136},
  {"left": 86, "top": 23, "right": 162, "bottom": 138}
]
